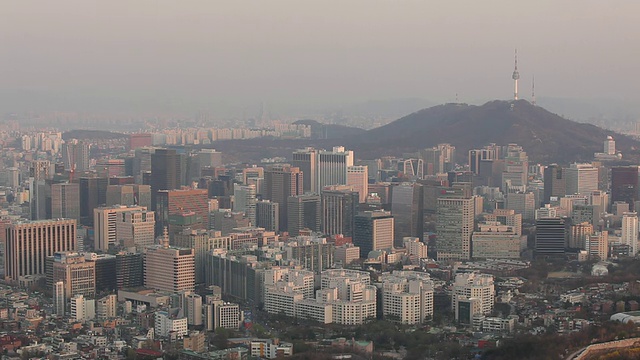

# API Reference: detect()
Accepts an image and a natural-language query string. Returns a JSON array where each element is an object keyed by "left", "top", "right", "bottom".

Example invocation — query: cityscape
[{"left": 2, "top": 1, "right": 640, "bottom": 360}]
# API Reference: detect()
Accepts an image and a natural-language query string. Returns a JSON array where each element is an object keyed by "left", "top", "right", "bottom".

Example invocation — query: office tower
[
  {"left": 264, "top": 165, "right": 303, "bottom": 231},
  {"left": 572, "top": 204, "right": 596, "bottom": 226},
  {"left": 70, "top": 294, "right": 95, "bottom": 322},
  {"left": 391, "top": 183, "right": 423, "bottom": 246},
  {"left": 452, "top": 273, "right": 494, "bottom": 319},
  {"left": 5, "top": 219, "right": 76, "bottom": 281},
  {"left": 585, "top": 232, "right": 608, "bottom": 260},
  {"left": 198, "top": 149, "right": 223, "bottom": 169},
  {"left": 381, "top": 271, "right": 434, "bottom": 325},
  {"left": 93, "top": 205, "right": 147, "bottom": 251},
  {"left": 255, "top": 200, "right": 279, "bottom": 232},
  {"left": 565, "top": 163, "right": 599, "bottom": 196},
  {"left": 321, "top": 187, "right": 359, "bottom": 238},
  {"left": 133, "top": 147, "right": 156, "bottom": 181},
  {"left": 106, "top": 184, "right": 152, "bottom": 209},
  {"left": 420, "top": 147, "right": 444, "bottom": 176},
  {"left": 205, "top": 299, "right": 241, "bottom": 331},
  {"left": 29, "top": 160, "right": 51, "bottom": 220},
  {"left": 233, "top": 184, "right": 257, "bottom": 225},
  {"left": 61, "top": 139, "right": 90, "bottom": 173},
  {"left": 144, "top": 236, "right": 195, "bottom": 293},
  {"left": 210, "top": 210, "right": 250, "bottom": 235},
  {"left": 569, "top": 222, "right": 593, "bottom": 249},
  {"left": 468, "top": 146, "right": 499, "bottom": 175},
  {"left": 472, "top": 222, "right": 525, "bottom": 259},
  {"left": 288, "top": 194, "right": 321, "bottom": 236},
  {"left": 436, "top": 196, "right": 475, "bottom": 261},
  {"left": 52, "top": 252, "right": 96, "bottom": 300},
  {"left": 346, "top": 165, "right": 369, "bottom": 203},
  {"left": 353, "top": 211, "right": 394, "bottom": 258},
  {"left": 53, "top": 281, "right": 65, "bottom": 316},
  {"left": 50, "top": 183, "right": 80, "bottom": 220},
  {"left": 79, "top": 177, "right": 108, "bottom": 226},
  {"left": 484, "top": 209, "right": 522, "bottom": 235},
  {"left": 605, "top": 135, "right": 616, "bottom": 155},
  {"left": 150, "top": 148, "right": 182, "bottom": 209},
  {"left": 543, "top": 164, "right": 566, "bottom": 205},
  {"left": 287, "top": 236, "right": 335, "bottom": 272},
  {"left": 292, "top": 147, "right": 318, "bottom": 193},
  {"left": 505, "top": 192, "right": 536, "bottom": 221},
  {"left": 156, "top": 188, "right": 209, "bottom": 236},
  {"left": 611, "top": 166, "right": 639, "bottom": 211},
  {"left": 116, "top": 209, "right": 156, "bottom": 249},
  {"left": 116, "top": 252, "right": 144, "bottom": 289},
  {"left": 242, "top": 166, "right": 264, "bottom": 185},
  {"left": 436, "top": 143, "right": 456, "bottom": 172},
  {"left": 96, "top": 294, "right": 117, "bottom": 320},
  {"left": 535, "top": 217, "right": 566, "bottom": 257},
  {"left": 317, "top": 146, "right": 354, "bottom": 190},
  {"left": 501, "top": 144, "right": 528, "bottom": 190},
  {"left": 174, "top": 229, "right": 230, "bottom": 284},
  {"left": 186, "top": 293, "right": 203, "bottom": 326},
  {"left": 622, "top": 212, "right": 639, "bottom": 256},
  {"left": 85, "top": 253, "right": 117, "bottom": 293}
]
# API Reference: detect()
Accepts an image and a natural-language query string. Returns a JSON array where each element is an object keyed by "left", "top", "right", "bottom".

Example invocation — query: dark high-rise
[
  {"left": 321, "top": 187, "right": 359, "bottom": 238},
  {"left": 116, "top": 252, "right": 144, "bottom": 290},
  {"left": 79, "top": 177, "right": 108, "bottom": 226},
  {"left": 353, "top": 211, "right": 394, "bottom": 258},
  {"left": 288, "top": 194, "right": 321, "bottom": 236},
  {"left": 150, "top": 149, "right": 182, "bottom": 210},
  {"left": 535, "top": 217, "right": 567, "bottom": 257},
  {"left": 543, "top": 164, "right": 565, "bottom": 205},
  {"left": 87, "top": 254, "right": 117, "bottom": 293},
  {"left": 264, "top": 165, "right": 303, "bottom": 231},
  {"left": 611, "top": 166, "right": 639, "bottom": 211},
  {"left": 390, "top": 182, "right": 424, "bottom": 246}
]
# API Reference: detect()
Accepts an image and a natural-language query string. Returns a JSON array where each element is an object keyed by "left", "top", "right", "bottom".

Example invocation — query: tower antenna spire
[
  {"left": 512, "top": 49, "right": 520, "bottom": 100},
  {"left": 532, "top": 76, "right": 536, "bottom": 105}
]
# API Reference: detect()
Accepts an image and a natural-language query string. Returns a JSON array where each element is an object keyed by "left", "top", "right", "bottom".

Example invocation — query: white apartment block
[
  {"left": 381, "top": 271, "right": 434, "bottom": 325},
  {"left": 452, "top": 273, "right": 495, "bottom": 317},
  {"left": 155, "top": 310, "right": 188, "bottom": 338}
]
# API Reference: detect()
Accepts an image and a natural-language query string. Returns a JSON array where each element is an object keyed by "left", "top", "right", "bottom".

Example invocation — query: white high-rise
[
  {"left": 452, "top": 273, "right": 495, "bottom": 318},
  {"left": 622, "top": 212, "right": 639, "bottom": 255},
  {"left": 381, "top": 271, "right": 434, "bottom": 325},
  {"left": 565, "top": 163, "right": 599, "bottom": 196},
  {"left": 94, "top": 205, "right": 147, "bottom": 251},
  {"left": 318, "top": 146, "right": 354, "bottom": 190},
  {"left": 53, "top": 281, "right": 65, "bottom": 316}
]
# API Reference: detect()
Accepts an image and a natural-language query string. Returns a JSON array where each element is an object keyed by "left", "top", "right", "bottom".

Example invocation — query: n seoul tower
[{"left": 512, "top": 49, "right": 520, "bottom": 100}]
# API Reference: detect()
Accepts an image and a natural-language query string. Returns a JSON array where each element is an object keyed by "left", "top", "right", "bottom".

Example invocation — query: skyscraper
[
  {"left": 501, "top": 144, "right": 528, "bottom": 191},
  {"left": 255, "top": 200, "right": 279, "bottom": 232},
  {"left": 321, "top": 187, "right": 359, "bottom": 238},
  {"left": 353, "top": 211, "right": 394, "bottom": 258},
  {"left": 29, "top": 160, "right": 51, "bottom": 220},
  {"left": 264, "top": 165, "right": 303, "bottom": 231},
  {"left": 535, "top": 217, "right": 566, "bottom": 257},
  {"left": 543, "top": 164, "right": 566, "bottom": 205},
  {"left": 79, "top": 177, "right": 108, "bottom": 226},
  {"left": 106, "top": 184, "right": 152, "bottom": 209},
  {"left": 391, "top": 183, "right": 424, "bottom": 246},
  {"left": 116, "top": 209, "right": 156, "bottom": 249},
  {"left": 622, "top": 212, "right": 639, "bottom": 256},
  {"left": 116, "top": 252, "right": 144, "bottom": 289},
  {"left": 292, "top": 147, "right": 318, "bottom": 193},
  {"left": 317, "top": 146, "right": 354, "bottom": 190},
  {"left": 155, "top": 188, "right": 209, "bottom": 237},
  {"left": 61, "top": 139, "right": 90, "bottom": 173},
  {"left": 53, "top": 281, "right": 65, "bottom": 315},
  {"left": 52, "top": 252, "right": 96, "bottom": 300},
  {"left": 288, "top": 194, "right": 321, "bottom": 236},
  {"left": 150, "top": 148, "right": 182, "bottom": 209},
  {"left": 436, "top": 196, "right": 475, "bottom": 261},
  {"left": 346, "top": 165, "right": 369, "bottom": 203},
  {"left": 565, "top": 163, "right": 599, "bottom": 196},
  {"left": 611, "top": 166, "right": 639, "bottom": 211},
  {"left": 233, "top": 184, "right": 257, "bottom": 225},
  {"left": 144, "top": 239, "right": 195, "bottom": 293},
  {"left": 50, "top": 182, "right": 80, "bottom": 220},
  {"left": 5, "top": 219, "right": 77, "bottom": 281},
  {"left": 94, "top": 206, "right": 148, "bottom": 251}
]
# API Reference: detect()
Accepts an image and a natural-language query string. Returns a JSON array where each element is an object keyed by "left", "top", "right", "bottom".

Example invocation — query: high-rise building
[
  {"left": 391, "top": 183, "right": 423, "bottom": 246},
  {"left": 150, "top": 148, "right": 182, "bottom": 209},
  {"left": 505, "top": 192, "right": 536, "bottom": 221},
  {"left": 264, "top": 165, "right": 303, "bottom": 231},
  {"left": 96, "top": 294, "right": 117, "bottom": 320},
  {"left": 569, "top": 222, "right": 593, "bottom": 249},
  {"left": 79, "top": 177, "right": 108, "bottom": 226},
  {"left": 501, "top": 144, "right": 528, "bottom": 191},
  {"left": 155, "top": 188, "right": 209, "bottom": 236},
  {"left": 381, "top": 271, "right": 434, "bottom": 325},
  {"left": 543, "top": 164, "right": 566, "bottom": 205},
  {"left": 611, "top": 166, "right": 639, "bottom": 211},
  {"left": 288, "top": 194, "right": 321, "bottom": 236},
  {"left": 622, "top": 212, "right": 639, "bottom": 256},
  {"left": 420, "top": 147, "right": 444, "bottom": 176},
  {"left": 174, "top": 229, "right": 230, "bottom": 284},
  {"left": 116, "top": 252, "right": 144, "bottom": 289},
  {"left": 106, "top": 184, "right": 152, "bottom": 209},
  {"left": 116, "top": 209, "right": 156, "bottom": 249},
  {"left": 155, "top": 309, "right": 188, "bottom": 338},
  {"left": 70, "top": 294, "right": 95, "bottom": 322},
  {"left": 565, "top": 163, "right": 599, "bottom": 196},
  {"left": 233, "top": 184, "right": 257, "bottom": 225},
  {"left": 353, "top": 211, "right": 394, "bottom": 258},
  {"left": 61, "top": 139, "right": 90, "bottom": 173},
  {"left": 346, "top": 165, "right": 369, "bottom": 203},
  {"left": 484, "top": 209, "right": 522, "bottom": 235},
  {"left": 255, "top": 200, "right": 279, "bottom": 232},
  {"left": 93, "top": 205, "right": 147, "bottom": 251},
  {"left": 471, "top": 222, "right": 525, "bottom": 259},
  {"left": 292, "top": 148, "right": 318, "bottom": 193},
  {"left": 186, "top": 294, "right": 203, "bottom": 326},
  {"left": 535, "top": 217, "right": 566, "bottom": 257},
  {"left": 321, "top": 187, "right": 359, "bottom": 238},
  {"left": 317, "top": 146, "right": 354, "bottom": 190},
  {"left": 29, "top": 160, "right": 51, "bottom": 220},
  {"left": 52, "top": 252, "right": 96, "bottom": 300},
  {"left": 452, "top": 273, "right": 494, "bottom": 320},
  {"left": 53, "top": 281, "right": 65, "bottom": 316},
  {"left": 198, "top": 149, "right": 223, "bottom": 172},
  {"left": 585, "top": 232, "right": 608, "bottom": 260},
  {"left": 144, "top": 237, "right": 195, "bottom": 293},
  {"left": 50, "top": 183, "right": 80, "bottom": 220},
  {"left": 86, "top": 253, "right": 117, "bottom": 293},
  {"left": 436, "top": 196, "right": 475, "bottom": 261},
  {"left": 5, "top": 219, "right": 76, "bottom": 281}
]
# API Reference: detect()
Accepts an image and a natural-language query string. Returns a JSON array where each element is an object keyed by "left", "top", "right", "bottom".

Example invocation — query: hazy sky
[{"left": 1, "top": 1, "right": 639, "bottom": 114}]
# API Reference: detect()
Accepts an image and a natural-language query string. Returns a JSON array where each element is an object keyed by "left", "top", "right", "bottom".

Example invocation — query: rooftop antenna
[{"left": 512, "top": 49, "right": 520, "bottom": 100}]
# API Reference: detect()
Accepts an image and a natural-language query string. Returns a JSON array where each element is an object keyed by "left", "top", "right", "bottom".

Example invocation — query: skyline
[{"left": 1, "top": 1, "right": 640, "bottom": 117}]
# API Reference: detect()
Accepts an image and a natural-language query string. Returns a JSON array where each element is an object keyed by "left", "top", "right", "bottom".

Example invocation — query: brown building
[{"left": 156, "top": 188, "right": 209, "bottom": 237}]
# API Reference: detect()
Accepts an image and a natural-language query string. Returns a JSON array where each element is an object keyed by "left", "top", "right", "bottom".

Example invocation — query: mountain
[
  {"left": 292, "top": 119, "right": 366, "bottom": 139},
  {"left": 346, "top": 99, "right": 640, "bottom": 164}
]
